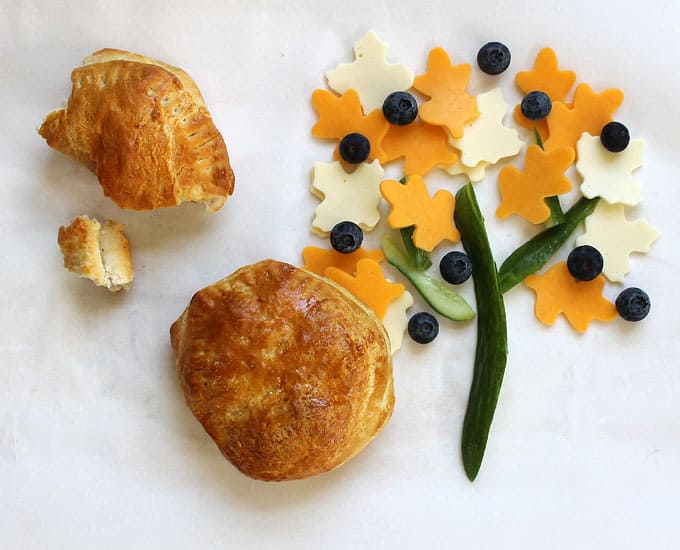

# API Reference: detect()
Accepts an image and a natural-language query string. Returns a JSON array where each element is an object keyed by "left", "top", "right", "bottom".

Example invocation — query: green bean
[
  {"left": 454, "top": 183, "right": 508, "bottom": 481},
  {"left": 498, "top": 196, "right": 600, "bottom": 294}
]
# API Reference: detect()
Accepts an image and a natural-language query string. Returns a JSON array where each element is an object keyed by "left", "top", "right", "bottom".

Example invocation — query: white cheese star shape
[
  {"left": 311, "top": 160, "right": 384, "bottom": 235},
  {"left": 326, "top": 30, "right": 414, "bottom": 113},
  {"left": 449, "top": 88, "right": 523, "bottom": 167},
  {"left": 577, "top": 133, "right": 644, "bottom": 206},
  {"left": 442, "top": 159, "right": 490, "bottom": 183},
  {"left": 382, "top": 290, "right": 414, "bottom": 354},
  {"left": 576, "top": 201, "right": 659, "bottom": 283}
]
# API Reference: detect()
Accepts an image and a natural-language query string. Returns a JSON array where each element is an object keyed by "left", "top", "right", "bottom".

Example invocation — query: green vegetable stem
[
  {"left": 498, "top": 196, "right": 600, "bottom": 294},
  {"left": 454, "top": 183, "right": 508, "bottom": 481},
  {"left": 381, "top": 232, "right": 475, "bottom": 322}
]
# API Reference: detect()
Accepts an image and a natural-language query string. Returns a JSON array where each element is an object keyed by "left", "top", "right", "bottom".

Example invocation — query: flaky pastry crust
[
  {"left": 170, "top": 260, "right": 394, "bottom": 481},
  {"left": 39, "top": 48, "right": 234, "bottom": 211}
]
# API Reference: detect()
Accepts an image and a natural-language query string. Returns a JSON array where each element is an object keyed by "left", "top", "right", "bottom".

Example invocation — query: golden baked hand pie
[
  {"left": 39, "top": 49, "right": 234, "bottom": 211},
  {"left": 170, "top": 259, "right": 394, "bottom": 481}
]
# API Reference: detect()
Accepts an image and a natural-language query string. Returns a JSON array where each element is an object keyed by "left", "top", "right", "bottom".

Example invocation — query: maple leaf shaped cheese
[
  {"left": 576, "top": 201, "right": 659, "bottom": 283},
  {"left": 311, "top": 160, "right": 384, "bottom": 235},
  {"left": 442, "top": 159, "right": 490, "bottom": 183},
  {"left": 380, "top": 175, "right": 460, "bottom": 252},
  {"left": 302, "top": 246, "right": 384, "bottom": 276},
  {"left": 382, "top": 290, "right": 414, "bottom": 354},
  {"left": 576, "top": 133, "right": 644, "bottom": 206},
  {"left": 413, "top": 47, "right": 479, "bottom": 139},
  {"left": 497, "top": 144, "right": 574, "bottom": 224},
  {"left": 544, "top": 84, "right": 624, "bottom": 156},
  {"left": 449, "top": 88, "right": 523, "bottom": 167},
  {"left": 325, "top": 258, "right": 404, "bottom": 319},
  {"left": 513, "top": 104, "right": 551, "bottom": 142},
  {"left": 525, "top": 261, "right": 617, "bottom": 333},
  {"left": 311, "top": 89, "right": 389, "bottom": 162},
  {"left": 326, "top": 31, "right": 414, "bottom": 113},
  {"left": 516, "top": 48, "right": 576, "bottom": 102},
  {"left": 381, "top": 120, "right": 458, "bottom": 176}
]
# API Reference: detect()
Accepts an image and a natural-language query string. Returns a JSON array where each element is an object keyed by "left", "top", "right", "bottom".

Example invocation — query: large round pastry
[{"left": 170, "top": 259, "right": 394, "bottom": 481}]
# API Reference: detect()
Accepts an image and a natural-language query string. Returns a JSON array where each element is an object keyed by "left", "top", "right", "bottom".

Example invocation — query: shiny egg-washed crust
[
  {"left": 170, "top": 259, "right": 394, "bottom": 481},
  {"left": 39, "top": 48, "right": 234, "bottom": 212}
]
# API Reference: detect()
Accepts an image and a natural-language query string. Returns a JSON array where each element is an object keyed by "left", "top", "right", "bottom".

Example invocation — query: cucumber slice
[{"left": 382, "top": 235, "right": 475, "bottom": 321}]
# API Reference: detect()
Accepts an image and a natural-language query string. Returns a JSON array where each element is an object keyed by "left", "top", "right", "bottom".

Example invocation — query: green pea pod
[
  {"left": 454, "top": 183, "right": 508, "bottom": 481},
  {"left": 498, "top": 196, "right": 600, "bottom": 294},
  {"left": 381, "top": 235, "right": 475, "bottom": 321}
]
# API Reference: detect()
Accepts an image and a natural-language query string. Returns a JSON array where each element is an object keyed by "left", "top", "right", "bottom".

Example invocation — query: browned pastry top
[
  {"left": 170, "top": 260, "right": 394, "bottom": 481},
  {"left": 39, "top": 49, "right": 234, "bottom": 211}
]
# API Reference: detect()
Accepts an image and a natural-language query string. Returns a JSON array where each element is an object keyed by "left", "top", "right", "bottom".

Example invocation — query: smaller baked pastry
[
  {"left": 58, "top": 215, "right": 133, "bottom": 291},
  {"left": 39, "top": 49, "right": 234, "bottom": 212},
  {"left": 171, "top": 259, "right": 394, "bottom": 481}
]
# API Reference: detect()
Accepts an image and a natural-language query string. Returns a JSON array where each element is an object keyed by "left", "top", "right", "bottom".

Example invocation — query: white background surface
[{"left": 2, "top": 1, "right": 680, "bottom": 548}]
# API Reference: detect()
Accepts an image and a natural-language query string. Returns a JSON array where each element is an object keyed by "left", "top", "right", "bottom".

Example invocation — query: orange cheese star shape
[
  {"left": 525, "top": 262, "right": 617, "bottom": 333},
  {"left": 576, "top": 133, "right": 644, "bottom": 206},
  {"left": 381, "top": 120, "right": 458, "bottom": 176},
  {"left": 449, "top": 88, "right": 523, "bottom": 167},
  {"left": 576, "top": 201, "right": 660, "bottom": 283},
  {"left": 302, "top": 246, "right": 384, "bottom": 276},
  {"left": 311, "top": 160, "right": 384, "bottom": 235},
  {"left": 380, "top": 175, "right": 460, "bottom": 252},
  {"left": 413, "top": 47, "right": 478, "bottom": 139},
  {"left": 382, "top": 290, "right": 414, "bottom": 354},
  {"left": 311, "top": 89, "right": 389, "bottom": 162},
  {"left": 326, "top": 30, "right": 414, "bottom": 113},
  {"left": 544, "top": 84, "right": 624, "bottom": 156},
  {"left": 497, "top": 144, "right": 574, "bottom": 223},
  {"left": 325, "top": 258, "right": 404, "bottom": 319},
  {"left": 516, "top": 48, "right": 576, "bottom": 101}
]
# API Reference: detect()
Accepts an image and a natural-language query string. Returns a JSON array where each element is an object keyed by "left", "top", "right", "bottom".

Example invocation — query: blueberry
[
  {"left": 330, "top": 221, "right": 363, "bottom": 254},
  {"left": 439, "top": 251, "right": 473, "bottom": 285},
  {"left": 600, "top": 121, "right": 630, "bottom": 153},
  {"left": 521, "top": 91, "right": 552, "bottom": 121},
  {"left": 567, "top": 245, "right": 604, "bottom": 281},
  {"left": 408, "top": 312, "right": 439, "bottom": 344},
  {"left": 615, "top": 287, "right": 651, "bottom": 322},
  {"left": 382, "top": 91, "right": 418, "bottom": 126},
  {"left": 339, "top": 133, "right": 370, "bottom": 164},
  {"left": 477, "top": 42, "right": 511, "bottom": 75}
]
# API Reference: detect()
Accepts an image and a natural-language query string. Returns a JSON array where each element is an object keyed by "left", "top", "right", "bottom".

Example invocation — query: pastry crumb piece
[{"left": 57, "top": 215, "right": 134, "bottom": 291}]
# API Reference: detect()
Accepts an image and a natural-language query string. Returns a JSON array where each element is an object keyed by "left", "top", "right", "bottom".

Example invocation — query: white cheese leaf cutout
[
  {"left": 577, "top": 133, "right": 644, "bottom": 206},
  {"left": 311, "top": 160, "right": 385, "bottom": 235},
  {"left": 441, "top": 159, "right": 490, "bottom": 182},
  {"left": 326, "top": 30, "right": 414, "bottom": 114},
  {"left": 576, "top": 201, "right": 659, "bottom": 283},
  {"left": 382, "top": 290, "right": 414, "bottom": 354},
  {"left": 449, "top": 88, "right": 523, "bottom": 167}
]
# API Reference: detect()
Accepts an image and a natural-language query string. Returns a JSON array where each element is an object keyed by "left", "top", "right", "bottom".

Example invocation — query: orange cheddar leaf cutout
[
  {"left": 381, "top": 120, "right": 458, "bottom": 176},
  {"left": 497, "top": 144, "right": 575, "bottom": 224},
  {"left": 302, "top": 246, "right": 384, "bottom": 277},
  {"left": 413, "top": 48, "right": 479, "bottom": 139},
  {"left": 311, "top": 89, "right": 389, "bottom": 162},
  {"left": 380, "top": 175, "right": 460, "bottom": 252},
  {"left": 525, "top": 261, "right": 617, "bottom": 333},
  {"left": 325, "top": 258, "right": 404, "bottom": 319},
  {"left": 516, "top": 48, "right": 576, "bottom": 102},
  {"left": 544, "top": 84, "right": 624, "bottom": 155}
]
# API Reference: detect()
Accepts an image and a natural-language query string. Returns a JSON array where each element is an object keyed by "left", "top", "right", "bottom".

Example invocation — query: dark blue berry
[
  {"left": 616, "top": 288, "right": 650, "bottom": 322},
  {"left": 567, "top": 245, "right": 604, "bottom": 281},
  {"left": 477, "top": 42, "right": 511, "bottom": 75},
  {"left": 521, "top": 91, "right": 552, "bottom": 120},
  {"left": 330, "top": 221, "right": 363, "bottom": 254},
  {"left": 600, "top": 121, "right": 630, "bottom": 153},
  {"left": 439, "top": 251, "right": 473, "bottom": 285},
  {"left": 339, "top": 133, "right": 370, "bottom": 164},
  {"left": 382, "top": 91, "right": 418, "bottom": 125},
  {"left": 408, "top": 312, "right": 439, "bottom": 344}
]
